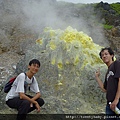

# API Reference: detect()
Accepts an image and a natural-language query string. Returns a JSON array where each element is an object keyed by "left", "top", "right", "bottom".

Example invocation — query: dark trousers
[
  {"left": 106, "top": 101, "right": 120, "bottom": 120},
  {"left": 6, "top": 95, "right": 44, "bottom": 120}
]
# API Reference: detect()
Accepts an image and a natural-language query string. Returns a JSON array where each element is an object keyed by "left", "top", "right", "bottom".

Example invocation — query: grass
[
  {"left": 103, "top": 24, "right": 113, "bottom": 30},
  {"left": 110, "top": 3, "right": 120, "bottom": 15}
]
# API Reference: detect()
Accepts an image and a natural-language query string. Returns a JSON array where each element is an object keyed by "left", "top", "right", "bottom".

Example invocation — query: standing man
[
  {"left": 6, "top": 59, "right": 44, "bottom": 120},
  {"left": 95, "top": 47, "right": 120, "bottom": 119}
]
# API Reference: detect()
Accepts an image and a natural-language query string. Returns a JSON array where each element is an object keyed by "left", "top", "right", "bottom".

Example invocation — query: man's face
[
  {"left": 28, "top": 63, "right": 40, "bottom": 74},
  {"left": 101, "top": 50, "right": 113, "bottom": 64}
]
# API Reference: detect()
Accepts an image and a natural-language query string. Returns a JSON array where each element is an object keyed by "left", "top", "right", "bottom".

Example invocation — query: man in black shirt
[{"left": 95, "top": 47, "right": 120, "bottom": 119}]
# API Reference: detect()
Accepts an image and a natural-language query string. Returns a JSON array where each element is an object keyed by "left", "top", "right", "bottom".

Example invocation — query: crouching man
[{"left": 5, "top": 59, "right": 44, "bottom": 120}]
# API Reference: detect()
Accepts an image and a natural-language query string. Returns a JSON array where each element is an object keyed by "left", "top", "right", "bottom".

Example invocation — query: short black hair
[
  {"left": 99, "top": 47, "right": 114, "bottom": 61},
  {"left": 29, "top": 59, "right": 40, "bottom": 67}
]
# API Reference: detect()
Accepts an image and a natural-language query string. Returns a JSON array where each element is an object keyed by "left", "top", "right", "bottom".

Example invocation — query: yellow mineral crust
[
  {"left": 36, "top": 38, "right": 43, "bottom": 45},
  {"left": 36, "top": 26, "right": 104, "bottom": 69}
]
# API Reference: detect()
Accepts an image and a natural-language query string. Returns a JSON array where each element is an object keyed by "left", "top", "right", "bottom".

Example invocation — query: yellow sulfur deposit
[
  {"left": 36, "top": 38, "right": 43, "bottom": 45},
  {"left": 36, "top": 26, "right": 104, "bottom": 69},
  {"left": 49, "top": 41, "right": 56, "bottom": 50}
]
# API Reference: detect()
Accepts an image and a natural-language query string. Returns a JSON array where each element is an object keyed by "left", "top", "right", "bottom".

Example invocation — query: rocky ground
[
  {"left": 0, "top": 0, "right": 120, "bottom": 115},
  {"left": 0, "top": 52, "right": 24, "bottom": 82},
  {"left": 0, "top": 51, "right": 23, "bottom": 114}
]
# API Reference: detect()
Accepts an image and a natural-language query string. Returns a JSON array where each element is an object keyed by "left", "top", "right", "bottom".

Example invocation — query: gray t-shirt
[{"left": 6, "top": 73, "right": 40, "bottom": 101}]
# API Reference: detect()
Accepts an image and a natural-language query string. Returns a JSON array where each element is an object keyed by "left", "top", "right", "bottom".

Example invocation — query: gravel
[{"left": 0, "top": 51, "right": 24, "bottom": 82}]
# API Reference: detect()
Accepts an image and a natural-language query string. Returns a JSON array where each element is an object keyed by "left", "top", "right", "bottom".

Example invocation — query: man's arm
[
  {"left": 19, "top": 92, "right": 41, "bottom": 112},
  {"left": 110, "top": 78, "right": 120, "bottom": 111},
  {"left": 31, "top": 92, "right": 41, "bottom": 101},
  {"left": 95, "top": 69, "right": 106, "bottom": 92},
  {"left": 19, "top": 92, "right": 41, "bottom": 101}
]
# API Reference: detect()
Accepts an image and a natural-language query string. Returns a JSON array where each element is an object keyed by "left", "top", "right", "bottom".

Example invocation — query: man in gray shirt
[{"left": 6, "top": 59, "right": 44, "bottom": 120}]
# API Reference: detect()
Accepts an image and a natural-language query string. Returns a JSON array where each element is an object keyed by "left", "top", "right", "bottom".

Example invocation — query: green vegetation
[
  {"left": 110, "top": 3, "right": 120, "bottom": 14},
  {"left": 103, "top": 24, "right": 113, "bottom": 30}
]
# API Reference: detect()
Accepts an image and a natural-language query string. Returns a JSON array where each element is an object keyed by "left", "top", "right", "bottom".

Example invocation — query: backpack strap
[
  {"left": 24, "top": 72, "right": 27, "bottom": 80},
  {"left": 24, "top": 72, "right": 34, "bottom": 82},
  {"left": 32, "top": 76, "right": 34, "bottom": 82},
  {"left": 24, "top": 72, "right": 34, "bottom": 92}
]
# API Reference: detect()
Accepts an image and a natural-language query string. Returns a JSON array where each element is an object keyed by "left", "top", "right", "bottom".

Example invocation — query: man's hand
[
  {"left": 34, "top": 101, "right": 40, "bottom": 112},
  {"left": 95, "top": 68, "right": 100, "bottom": 78},
  {"left": 30, "top": 103, "right": 33, "bottom": 107},
  {"left": 110, "top": 100, "right": 118, "bottom": 112}
]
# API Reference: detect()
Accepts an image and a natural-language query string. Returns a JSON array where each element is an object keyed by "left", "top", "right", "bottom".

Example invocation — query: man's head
[
  {"left": 28, "top": 59, "right": 41, "bottom": 74},
  {"left": 29, "top": 59, "right": 41, "bottom": 67},
  {"left": 99, "top": 47, "right": 114, "bottom": 62}
]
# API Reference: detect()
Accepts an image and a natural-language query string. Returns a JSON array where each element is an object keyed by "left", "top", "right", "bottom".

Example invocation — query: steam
[
  {"left": 21, "top": 0, "right": 109, "bottom": 46},
  {"left": 22, "top": 1, "right": 90, "bottom": 31},
  {"left": 0, "top": 0, "right": 109, "bottom": 46}
]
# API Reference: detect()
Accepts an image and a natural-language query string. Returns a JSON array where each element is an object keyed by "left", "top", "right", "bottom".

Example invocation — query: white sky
[{"left": 57, "top": 0, "right": 119, "bottom": 4}]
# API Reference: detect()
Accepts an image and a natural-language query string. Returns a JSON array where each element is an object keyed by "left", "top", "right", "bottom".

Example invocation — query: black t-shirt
[{"left": 104, "top": 60, "right": 120, "bottom": 102}]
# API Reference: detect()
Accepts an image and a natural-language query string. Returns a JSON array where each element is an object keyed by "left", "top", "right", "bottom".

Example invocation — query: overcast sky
[{"left": 57, "top": 0, "right": 119, "bottom": 4}]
